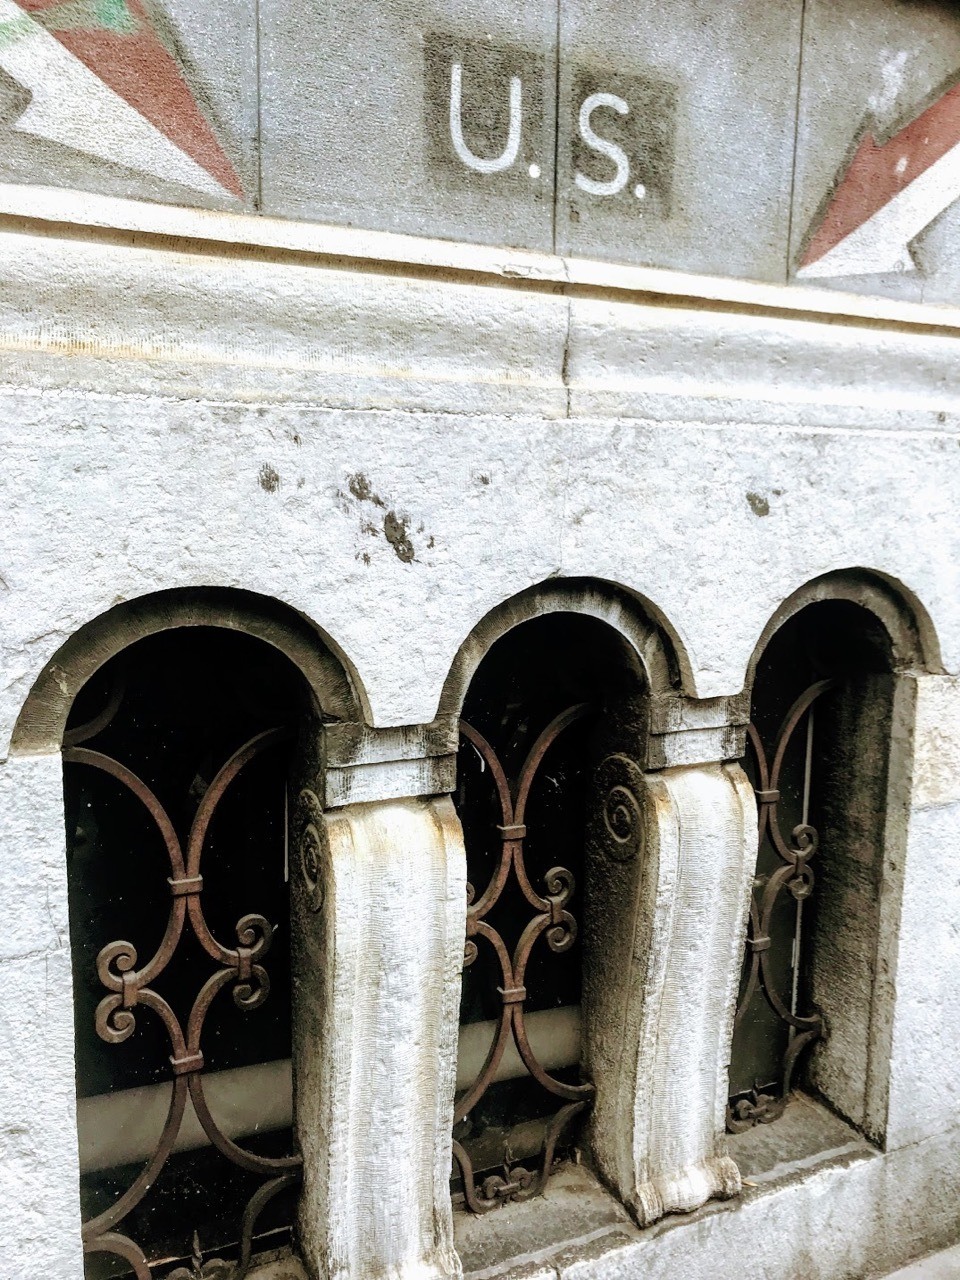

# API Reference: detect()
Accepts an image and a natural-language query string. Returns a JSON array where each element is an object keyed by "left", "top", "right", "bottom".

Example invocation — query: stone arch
[
  {"left": 437, "top": 577, "right": 685, "bottom": 720},
  {"left": 442, "top": 577, "right": 750, "bottom": 1245},
  {"left": 10, "top": 586, "right": 366, "bottom": 757},
  {"left": 744, "top": 568, "right": 942, "bottom": 694},
  {"left": 4, "top": 585, "right": 368, "bottom": 1279},
  {"left": 729, "top": 566, "right": 937, "bottom": 1146}
]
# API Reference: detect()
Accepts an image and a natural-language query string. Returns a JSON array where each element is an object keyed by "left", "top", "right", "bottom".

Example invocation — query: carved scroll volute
[
  {"left": 294, "top": 787, "right": 327, "bottom": 915},
  {"left": 582, "top": 749, "right": 653, "bottom": 1208},
  {"left": 591, "top": 753, "right": 648, "bottom": 865}
]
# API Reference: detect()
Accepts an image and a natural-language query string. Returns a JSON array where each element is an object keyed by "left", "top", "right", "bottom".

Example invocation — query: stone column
[
  {"left": 0, "top": 754, "right": 85, "bottom": 1280},
  {"left": 583, "top": 698, "right": 756, "bottom": 1228},
  {"left": 291, "top": 722, "right": 465, "bottom": 1280},
  {"left": 884, "top": 675, "right": 960, "bottom": 1152}
]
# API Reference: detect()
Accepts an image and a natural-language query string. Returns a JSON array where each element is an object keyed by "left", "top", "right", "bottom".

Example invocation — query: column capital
[{"left": 322, "top": 717, "right": 458, "bottom": 807}]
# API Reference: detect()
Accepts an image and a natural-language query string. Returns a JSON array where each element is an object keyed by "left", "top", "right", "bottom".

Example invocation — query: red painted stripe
[
  {"left": 802, "top": 81, "right": 960, "bottom": 268},
  {"left": 16, "top": 0, "right": 243, "bottom": 199}
]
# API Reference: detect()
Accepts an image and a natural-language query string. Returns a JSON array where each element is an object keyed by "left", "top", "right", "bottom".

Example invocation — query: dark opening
[
  {"left": 65, "top": 628, "right": 307, "bottom": 1278},
  {"left": 451, "top": 613, "right": 641, "bottom": 1211},
  {"left": 728, "top": 599, "right": 895, "bottom": 1133}
]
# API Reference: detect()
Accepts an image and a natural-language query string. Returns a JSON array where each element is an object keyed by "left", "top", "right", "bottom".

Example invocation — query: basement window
[
  {"left": 65, "top": 629, "right": 306, "bottom": 1279},
  {"left": 728, "top": 599, "right": 897, "bottom": 1139},
  {"left": 451, "top": 613, "right": 640, "bottom": 1212}
]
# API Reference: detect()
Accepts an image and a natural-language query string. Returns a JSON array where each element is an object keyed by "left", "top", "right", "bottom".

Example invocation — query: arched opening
[
  {"left": 450, "top": 610, "right": 647, "bottom": 1212},
  {"left": 728, "top": 591, "right": 920, "bottom": 1145},
  {"left": 68, "top": 628, "right": 309, "bottom": 1278},
  {"left": 10, "top": 589, "right": 361, "bottom": 1280}
]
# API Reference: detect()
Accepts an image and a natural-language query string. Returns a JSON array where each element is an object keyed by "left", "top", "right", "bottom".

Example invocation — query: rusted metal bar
[
  {"left": 727, "top": 680, "right": 838, "bottom": 1132},
  {"left": 66, "top": 721, "right": 301, "bottom": 1277},
  {"left": 454, "top": 707, "right": 595, "bottom": 1211}
]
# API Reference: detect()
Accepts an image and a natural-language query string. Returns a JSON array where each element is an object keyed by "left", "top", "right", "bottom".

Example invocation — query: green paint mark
[
  {"left": 0, "top": 15, "right": 40, "bottom": 50},
  {"left": 95, "top": 0, "right": 135, "bottom": 33},
  {"left": 32, "top": 1, "right": 139, "bottom": 36},
  {"left": 0, "top": 0, "right": 137, "bottom": 54}
]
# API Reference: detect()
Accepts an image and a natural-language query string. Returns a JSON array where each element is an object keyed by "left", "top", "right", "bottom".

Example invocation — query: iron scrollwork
[
  {"left": 454, "top": 705, "right": 595, "bottom": 1213},
  {"left": 727, "top": 679, "right": 837, "bottom": 1132},
  {"left": 66, "top": 703, "right": 302, "bottom": 1278}
]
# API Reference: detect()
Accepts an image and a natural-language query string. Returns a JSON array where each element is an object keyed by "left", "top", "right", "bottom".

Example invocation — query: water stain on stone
[
  {"left": 259, "top": 464, "right": 281, "bottom": 493},
  {"left": 384, "top": 511, "right": 416, "bottom": 563},
  {"left": 746, "top": 492, "right": 770, "bottom": 517}
]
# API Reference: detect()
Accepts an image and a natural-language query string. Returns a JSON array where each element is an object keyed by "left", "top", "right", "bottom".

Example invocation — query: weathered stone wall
[{"left": 0, "top": 208, "right": 959, "bottom": 1278}]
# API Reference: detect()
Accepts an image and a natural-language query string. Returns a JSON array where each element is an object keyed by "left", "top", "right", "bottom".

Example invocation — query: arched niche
[
  {"left": 6, "top": 587, "right": 362, "bottom": 1280},
  {"left": 729, "top": 569, "right": 939, "bottom": 1146},
  {"left": 436, "top": 577, "right": 685, "bottom": 723},
  {"left": 444, "top": 581, "right": 750, "bottom": 1244}
]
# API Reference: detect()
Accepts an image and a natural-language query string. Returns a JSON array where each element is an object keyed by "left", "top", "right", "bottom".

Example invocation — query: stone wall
[
  {"left": 1, "top": 1, "right": 960, "bottom": 302},
  {"left": 0, "top": 204, "right": 959, "bottom": 1277}
]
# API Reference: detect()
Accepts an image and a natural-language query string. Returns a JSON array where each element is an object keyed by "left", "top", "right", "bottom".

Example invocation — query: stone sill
[
  {"left": 452, "top": 1093, "right": 874, "bottom": 1280},
  {"left": 244, "top": 1094, "right": 876, "bottom": 1280}
]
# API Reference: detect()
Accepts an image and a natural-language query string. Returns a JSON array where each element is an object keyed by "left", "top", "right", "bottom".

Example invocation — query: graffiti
[
  {"left": 799, "top": 78, "right": 960, "bottom": 280},
  {"left": 0, "top": 0, "right": 241, "bottom": 199}
]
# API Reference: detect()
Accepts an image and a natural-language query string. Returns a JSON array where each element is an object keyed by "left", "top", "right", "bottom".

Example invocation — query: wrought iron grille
[
  {"left": 453, "top": 707, "right": 595, "bottom": 1212},
  {"left": 727, "top": 678, "right": 837, "bottom": 1131},
  {"left": 64, "top": 631, "right": 303, "bottom": 1279}
]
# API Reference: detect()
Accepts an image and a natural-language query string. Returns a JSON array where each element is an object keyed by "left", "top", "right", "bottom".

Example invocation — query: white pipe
[{"left": 77, "top": 1006, "right": 581, "bottom": 1173}]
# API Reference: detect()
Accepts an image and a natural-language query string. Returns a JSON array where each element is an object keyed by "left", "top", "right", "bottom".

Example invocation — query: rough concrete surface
[
  {"left": 259, "top": 0, "right": 558, "bottom": 250},
  {"left": 792, "top": 0, "right": 960, "bottom": 304},
  {"left": 1, "top": 4, "right": 960, "bottom": 301},
  {"left": 0, "top": 0, "right": 256, "bottom": 211},
  {"left": 884, "top": 1242, "right": 960, "bottom": 1278}
]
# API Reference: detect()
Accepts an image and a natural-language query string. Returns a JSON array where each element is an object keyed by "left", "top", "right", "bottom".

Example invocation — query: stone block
[
  {"left": 886, "top": 677, "right": 960, "bottom": 1150},
  {"left": 792, "top": 0, "right": 960, "bottom": 304},
  {"left": 259, "top": 0, "right": 557, "bottom": 250},
  {"left": 555, "top": 0, "right": 803, "bottom": 281},
  {"left": 0, "top": 0, "right": 257, "bottom": 212}
]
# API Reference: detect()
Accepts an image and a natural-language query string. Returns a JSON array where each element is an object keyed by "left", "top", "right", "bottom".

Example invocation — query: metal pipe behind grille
[{"left": 78, "top": 1006, "right": 581, "bottom": 1173}]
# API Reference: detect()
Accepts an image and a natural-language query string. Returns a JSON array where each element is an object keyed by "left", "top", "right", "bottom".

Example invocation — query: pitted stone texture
[
  {"left": 0, "top": 948, "right": 83, "bottom": 1280},
  {"left": 259, "top": 0, "right": 556, "bottom": 251},
  {"left": 3, "top": 390, "right": 960, "bottom": 751},
  {"left": 885, "top": 676, "right": 960, "bottom": 1151},
  {"left": 0, "top": 755, "right": 69, "bottom": 961},
  {"left": 556, "top": 0, "right": 803, "bottom": 281},
  {"left": 791, "top": 0, "right": 960, "bottom": 304},
  {"left": 292, "top": 795, "right": 466, "bottom": 1280}
]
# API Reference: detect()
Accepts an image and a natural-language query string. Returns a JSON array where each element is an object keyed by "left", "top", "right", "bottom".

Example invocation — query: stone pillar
[
  {"left": 0, "top": 754, "right": 85, "bottom": 1280},
  {"left": 884, "top": 675, "right": 960, "bottom": 1152},
  {"left": 291, "top": 723, "right": 465, "bottom": 1280},
  {"left": 583, "top": 699, "right": 756, "bottom": 1227}
]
